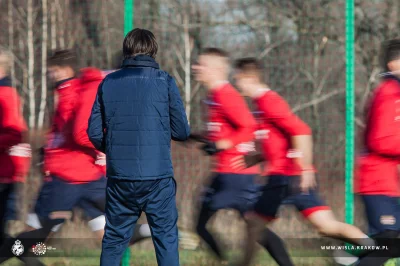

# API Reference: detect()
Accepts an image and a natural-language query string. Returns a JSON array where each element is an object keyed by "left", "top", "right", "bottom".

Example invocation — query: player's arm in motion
[
  {"left": 259, "top": 91, "right": 375, "bottom": 242},
  {"left": 191, "top": 88, "right": 257, "bottom": 155},
  {"left": 256, "top": 91, "right": 316, "bottom": 192},
  {"left": 215, "top": 87, "right": 257, "bottom": 150},
  {"left": 262, "top": 91, "right": 375, "bottom": 237},
  {"left": 0, "top": 96, "right": 24, "bottom": 150}
]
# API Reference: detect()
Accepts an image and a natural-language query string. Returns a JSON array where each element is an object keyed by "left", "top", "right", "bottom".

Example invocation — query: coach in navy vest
[{"left": 88, "top": 28, "right": 190, "bottom": 266}]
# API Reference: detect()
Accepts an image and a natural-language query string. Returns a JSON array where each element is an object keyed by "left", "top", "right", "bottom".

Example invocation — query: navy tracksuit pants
[{"left": 100, "top": 177, "right": 179, "bottom": 266}]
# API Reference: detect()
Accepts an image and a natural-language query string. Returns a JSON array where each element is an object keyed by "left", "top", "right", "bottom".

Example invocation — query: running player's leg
[
  {"left": 195, "top": 174, "right": 227, "bottom": 260},
  {"left": 290, "top": 188, "right": 375, "bottom": 247},
  {"left": 234, "top": 173, "right": 263, "bottom": 266},
  {"left": 4, "top": 184, "right": 17, "bottom": 226},
  {"left": 239, "top": 175, "right": 294, "bottom": 266},
  {"left": 257, "top": 228, "right": 294, "bottom": 266},
  {"left": 0, "top": 183, "right": 13, "bottom": 246},
  {"left": 0, "top": 176, "right": 80, "bottom": 264}
]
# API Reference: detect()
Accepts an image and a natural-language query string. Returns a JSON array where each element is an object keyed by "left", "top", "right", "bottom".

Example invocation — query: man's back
[
  {"left": 89, "top": 55, "right": 190, "bottom": 180},
  {"left": 90, "top": 29, "right": 188, "bottom": 266}
]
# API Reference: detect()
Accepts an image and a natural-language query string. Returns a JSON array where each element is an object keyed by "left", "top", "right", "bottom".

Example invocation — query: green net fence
[{"left": 1, "top": 0, "right": 400, "bottom": 265}]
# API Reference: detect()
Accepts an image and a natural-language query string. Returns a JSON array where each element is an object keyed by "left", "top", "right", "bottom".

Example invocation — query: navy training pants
[{"left": 100, "top": 177, "right": 179, "bottom": 266}]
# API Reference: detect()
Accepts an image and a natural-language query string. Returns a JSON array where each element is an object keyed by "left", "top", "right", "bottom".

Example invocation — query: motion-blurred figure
[
  {"left": 354, "top": 39, "right": 400, "bottom": 265},
  {"left": 0, "top": 48, "right": 28, "bottom": 246},
  {"left": 190, "top": 48, "right": 260, "bottom": 264},
  {"left": 0, "top": 50, "right": 149, "bottom": 265},
  {"left": 233, "top": 57, "right": 376, "bottom": 266}
]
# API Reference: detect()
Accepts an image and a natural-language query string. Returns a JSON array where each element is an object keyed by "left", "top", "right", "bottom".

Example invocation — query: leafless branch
[
  {"left": 172, "top": 68, "right": 184, "bottom": 88},
  {"left": 355, "top": 117, "right": 366, "bottom": 129},
  {"left": 190, "top": 83, "right": 202, "bottom": 102},
  {"left": 359, "top": 67, "right": 380, "bottom": 112},
  {"left": 292, "top": 89, "right": 345, "bottom": 113},
  {"left": 259, "top": 39, "right": 290, "bottom": 59}
]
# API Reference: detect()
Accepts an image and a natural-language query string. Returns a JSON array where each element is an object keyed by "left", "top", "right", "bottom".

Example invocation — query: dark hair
[
  {"left": 234, "top": 57, "right": 263, "bottom": 78},
  {"left": 381, "top": 39, "right": 400, "bottom": 72},
  {"left": 123, "top": 28, "right": 158, "bottom": 59},
  {"left": 234, "top": 57, "right": 262, "bottom": 71},
  {"left": 48, "top": 50, "right": 77, "bottom": 71},
  {"left": 200, "top": 47, "right": 230, "bottom": 58}
]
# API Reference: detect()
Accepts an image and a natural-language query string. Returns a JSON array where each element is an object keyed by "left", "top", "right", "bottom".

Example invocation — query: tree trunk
[
  {"left": 183, "top": 14, "right": 191, "bottom": 124},
  {"left": 38, "top": 0, "right": 48, "bottom": 129},
  {"left": 27, "top": 0, "right": 36, "bottom": 129},
  {"left": 8, "top": 0, "right": 15, "bottom": 88},
  {"left": 51, "top": 1, "right": 57, "bottom": 50},
  {"left": 56, "top": 0, "right": 65, "bottom": 48}
]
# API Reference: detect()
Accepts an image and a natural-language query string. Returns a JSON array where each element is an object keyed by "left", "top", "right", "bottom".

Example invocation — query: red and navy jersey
[
  {"left": 356, "top": 77, "right": 400, "bottom": 196},
  {"left": 253, "top": 88, "right": 312, "bottom": 176},
  {"left": 44, "top": 77, "right": 102, "bottom": 183},
  {"left": 0, "top": 77, "right": 28, "bottom": 183},
  {"left": 206, "top": 83, "right": 258, "bottom": 174}
]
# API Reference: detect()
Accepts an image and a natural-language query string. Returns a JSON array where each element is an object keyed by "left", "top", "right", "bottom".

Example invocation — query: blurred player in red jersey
[
  {"left": 0, "top": 48, "right": 29, "bottom": 246},
  {"left": 191, "top": 48, "right": 293, "bottom": 265},
  {"left": 232, "top": 58, "right": 375, "bottom": 266},
  {"left": 0, "top": 51, "right": 143, "bottom": 265},
  {"left": 352, "top": 40, "right": 400, "bottom": 266},
  {"left": 5, "top": 143, "right": 32, "bottom": 230},
  {"left": 5, "top": 99, "right": 31, "bottom": 232},
  {"left": 0, "top": 50, "right": 100, "bottom": 265}
]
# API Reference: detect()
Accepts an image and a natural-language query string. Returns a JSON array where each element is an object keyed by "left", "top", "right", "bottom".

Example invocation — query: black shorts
[
  {"left": 254, "top": 175, "right": 329, "bottom": 221},
  {"left": 26, "top": 176, "right": 106, "bottom": 232},
  {"left": 200, "top": 173, "right": 261, "bottom": 215},
  {"left": 5, "top": 185, "right": 18, "bottom": 221},
  {"left": 361, "top": 195, "right": 400, "bottom": 236}
]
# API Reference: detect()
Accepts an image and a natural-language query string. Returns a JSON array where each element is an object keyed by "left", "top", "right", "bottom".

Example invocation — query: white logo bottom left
[{"left": 11, "top": 239, "right": 24, "bottom": 256}]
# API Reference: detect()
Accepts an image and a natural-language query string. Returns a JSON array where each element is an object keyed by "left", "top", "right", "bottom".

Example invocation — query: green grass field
[
  {"left": 2, "top": 248, "right": 399, "bottom": 265},
  {"left": 0, "top": 249, "right": 351, "bottom": 266}
]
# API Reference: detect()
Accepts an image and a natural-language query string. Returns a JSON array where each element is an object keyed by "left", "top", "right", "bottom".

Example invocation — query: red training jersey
[
  {"left": 44, "top": 78, "right": 102, "bottom": 183},
  {"left": 74, "top": 68, "right": 106, "bottom": 175},
  {"left": 206, "top": 83, "right": 258, "bottom": 174},
  {"left": 0, "top": 78, "right": 28, "bottom": 183},
  {"left": 254, "top": 88, "right": 312, "bottom": 176},
  {"left": 355, "top": 77, "right": 400, "bottom": 196}
]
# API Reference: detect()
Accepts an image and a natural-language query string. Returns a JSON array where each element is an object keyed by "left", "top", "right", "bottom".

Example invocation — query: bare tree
[
  {"left": 8, "top": 0, "right": 15, "bottom": 88},
  {"left": 27, "top": 0, "right": 36, "bottom": 129},
  {"left": 50, "top": 1, "right": 57, "bottom": 50},
  {"left": 38, "top": 0, "right": 48, "bottom": 129}
]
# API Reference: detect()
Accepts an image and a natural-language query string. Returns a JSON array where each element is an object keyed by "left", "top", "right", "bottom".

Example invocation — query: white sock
[{"left": 138, "top": 224, "right": 151, "bottom": 237}]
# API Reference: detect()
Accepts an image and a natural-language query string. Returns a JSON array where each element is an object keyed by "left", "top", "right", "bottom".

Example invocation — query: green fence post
[
  {"left": 345, "top": 0, "right": 355, "bottom": 225},
  {"left": 121, "top": 1, "right": 134, "bottom": 265},
  {"left": 124, "top": 0, "right": 134, "bottom": 36}
]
